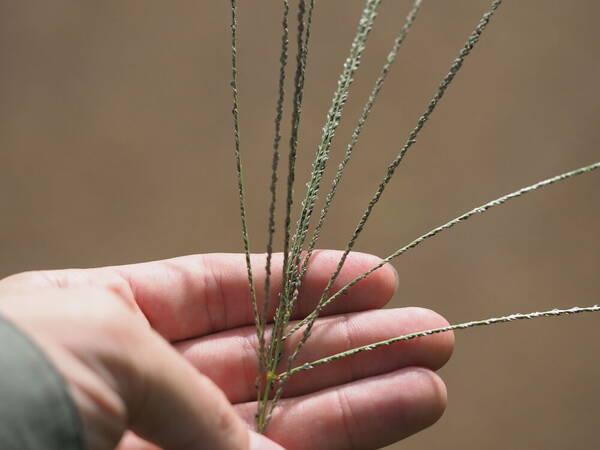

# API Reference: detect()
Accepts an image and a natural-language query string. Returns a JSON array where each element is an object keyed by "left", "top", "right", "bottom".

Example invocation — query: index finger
[
  {"left": 1, "top": 251, "right": 398, "bottom": 342},
  {"left": 114, "top": 250, "right": 398, "bottom": 341}
]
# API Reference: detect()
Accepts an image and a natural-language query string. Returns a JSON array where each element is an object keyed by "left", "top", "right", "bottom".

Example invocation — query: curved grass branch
[
  {"left": 278, "top": 305, "right": 600, "bottom": 378},
  {"left": 286, "top": 161, "right": 600, "bottom": 337}
]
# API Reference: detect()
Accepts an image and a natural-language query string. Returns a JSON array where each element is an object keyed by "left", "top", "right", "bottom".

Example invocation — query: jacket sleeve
[{"left": 0, "top": 315, "right": 85, "bottom": 450}]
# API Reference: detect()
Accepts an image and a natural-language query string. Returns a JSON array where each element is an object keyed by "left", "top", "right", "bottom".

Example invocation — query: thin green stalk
[
  {"left": 272, "top": 0, "right": 314, "bottom": 341},
  {"left": 258, "top": 0, "right": 317, "bottom": 432},
  {"left": 230, "top": 0, "right": 260, "bottom": 339},
  {"left": 286, "top": 161, "right": 600, "bottom": 336},
  {"left": 282, "top": 0, "right": 313, "bottom": 271},
  {"left": 267, "top": 0, "right": 315, "bottom": 375},
  {"left": 278, "top": 305, "right": 600, "bottom": 378},
  {"left": 259, "top": 0, "right": 290, "bottom": 403}
]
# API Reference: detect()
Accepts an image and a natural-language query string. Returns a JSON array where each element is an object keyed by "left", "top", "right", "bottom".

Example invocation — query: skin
[{"left": 0, "top": 250, "right": 454, "bottom": 450}]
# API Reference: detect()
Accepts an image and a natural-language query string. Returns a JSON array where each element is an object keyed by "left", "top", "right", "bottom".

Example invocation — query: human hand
[{"left": 0, "top": 251, "right": 453, "bottom": 450}]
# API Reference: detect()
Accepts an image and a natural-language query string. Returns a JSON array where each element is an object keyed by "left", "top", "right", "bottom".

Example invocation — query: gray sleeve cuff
[{"left": 0, "top": 315, "right": 85, "bottom": 450}]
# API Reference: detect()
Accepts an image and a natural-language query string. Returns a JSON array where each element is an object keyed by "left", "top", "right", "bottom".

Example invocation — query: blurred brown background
[{"left": 1, "top": 1, "right": 599, "bottom": 449}]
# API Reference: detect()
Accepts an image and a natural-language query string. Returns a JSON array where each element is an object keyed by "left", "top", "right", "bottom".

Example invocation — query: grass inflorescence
[{"left": 229, "top": 0, "right": 599, "bottom": 435}]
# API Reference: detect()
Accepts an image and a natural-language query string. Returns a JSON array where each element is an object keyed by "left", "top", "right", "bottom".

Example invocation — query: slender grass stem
[
  {"left": 272, "top": 0, "right": 314, "bottom": 344},
  {"left": 286, "top": 161, "right": 600, "bottom": 336},
  {"left": 278, "top": 305, "right": 600, "bottom": 378},
  {"left": 230, "top": 0, "right": 260, "bottom": 338},
  {"left": 266, "top": 0, "right": 315, "bottom": 383},
  {"left": 282, "top": 0, "right": 313, "bottom": 270},
  {"left": 259, "top": 0, "right": 290, "bottom": 404},
  {"left": 258, "top": 0, "right": 316, "bottom": 432}
]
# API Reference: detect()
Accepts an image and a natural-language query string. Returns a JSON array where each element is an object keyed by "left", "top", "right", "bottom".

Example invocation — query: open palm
[{"left": 0, "top": 251, "right": 452, "bottom": 450}]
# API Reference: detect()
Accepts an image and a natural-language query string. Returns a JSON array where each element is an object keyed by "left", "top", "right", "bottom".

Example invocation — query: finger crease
[
  {"left": 240, "top": 334, "right": 259, "bottom": 400},
  {"left": 339, "top": 315, "right": 358, "bottom": 382},
  {"left": 202, "top": 262, "right": 234, "bottom": 333},
  {"left": 335, "top": 388, "right": 360, "bottom": 450}
]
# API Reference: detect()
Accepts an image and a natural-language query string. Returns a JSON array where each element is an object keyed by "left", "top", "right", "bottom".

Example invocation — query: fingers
[
  {"left": 237, "top": 367, "right": 448, "bottom": 450},
  {"left": 3, "top": 251, "right": 398, "bottom": 341},
  {"left": 117, "top": 251, "right": 397, "bottom": 341},
  {"left": 176, "top": 307, "right": 454, "bottom": 403}
]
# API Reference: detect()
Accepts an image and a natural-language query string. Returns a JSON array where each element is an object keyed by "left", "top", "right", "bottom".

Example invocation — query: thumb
[
  {"left": 0, "top": 287, "right": 250, "bottom": 450},
  {"left": 124, "top": 323, "right": 250, "bottom": 450}
]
